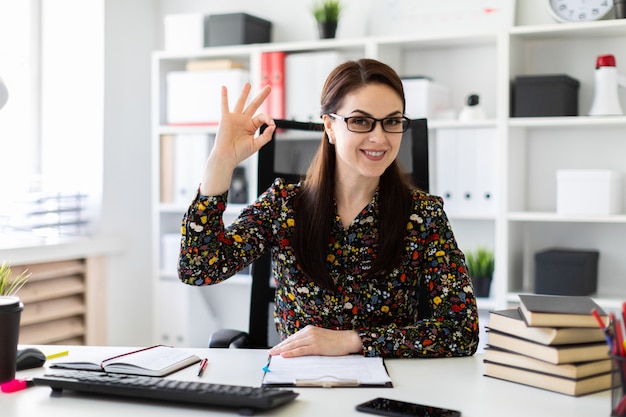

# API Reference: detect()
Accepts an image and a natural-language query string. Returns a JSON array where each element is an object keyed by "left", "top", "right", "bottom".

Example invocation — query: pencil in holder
[{"left": 611, "top": 356, "right": 626, "bottom": 417}]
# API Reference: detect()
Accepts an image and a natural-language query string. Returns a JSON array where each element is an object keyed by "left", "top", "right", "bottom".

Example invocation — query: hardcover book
[
  {"left": 488, "top": 308, "right": 606, "bottom": 345},
  {"left": 487, "top": 330, "right": 610, "bottom": 364},
  {"left": 518, "top": 294, "right": 607, "bottom": 328},
  {"left": 484, "top": 347, "right": 612, "bottom": 379},
  {"left": 484, "top": 361, "right": 612, "bottom": 396}
]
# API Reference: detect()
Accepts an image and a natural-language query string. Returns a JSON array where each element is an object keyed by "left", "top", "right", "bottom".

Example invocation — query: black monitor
[{"left": 259, "top": 118, "right": 429, "bottom": 193}]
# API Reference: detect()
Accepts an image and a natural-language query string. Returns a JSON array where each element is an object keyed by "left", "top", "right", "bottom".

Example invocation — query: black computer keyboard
[{"left": 33, "top": 370, "right": 298, "bottom": 415}]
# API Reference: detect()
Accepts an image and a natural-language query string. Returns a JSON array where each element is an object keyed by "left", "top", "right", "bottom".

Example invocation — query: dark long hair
[{"left": 292, "top": 59, "right": 414, "bottom": 289}]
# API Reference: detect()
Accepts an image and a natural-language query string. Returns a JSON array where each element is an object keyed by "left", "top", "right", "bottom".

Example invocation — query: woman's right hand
[{"left": 200, "top": 83, "right": 275, "bottom": 196}]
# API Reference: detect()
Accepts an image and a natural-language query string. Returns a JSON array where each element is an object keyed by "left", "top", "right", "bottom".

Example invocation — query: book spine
[{"left": 260, "top": 51, "right": 285, "bottom": 119}]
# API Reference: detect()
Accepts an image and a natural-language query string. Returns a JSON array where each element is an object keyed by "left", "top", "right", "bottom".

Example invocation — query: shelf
[
  {"left": 152, "top": 24, "right": 626, "bottom": 343},
  {"left": 375, "top": 31, "right": 498, "bottom": 49},
  {"left": 448, "top": 213, "right": 497, "bottom": 221},
  {"left": 508, "top": 212, "right": 626, "bottom": 223},
  {"left": 428, "top": 119, "right": 498, "bottom": 129},
  {"left": 158, "top": 125, "right": 218, "bottom": 135},
  {"left": 508, "top": 116, "right": 626, "bottom": 128},
  {"left": 509, "top": 19, "right": 626, "bottom": 39},
  {"left": 154, "top": 44, "right": 255, "bottom": 61}
]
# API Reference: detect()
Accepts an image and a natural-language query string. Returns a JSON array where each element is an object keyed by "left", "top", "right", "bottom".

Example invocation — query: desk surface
[{"left": 6, "top": 346, "right": 611, "bottom": 417}]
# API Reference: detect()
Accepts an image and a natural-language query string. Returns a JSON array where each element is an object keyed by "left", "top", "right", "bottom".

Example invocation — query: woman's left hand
[{"left": 268, "top": 325, "right": 363, "bottom": 357}]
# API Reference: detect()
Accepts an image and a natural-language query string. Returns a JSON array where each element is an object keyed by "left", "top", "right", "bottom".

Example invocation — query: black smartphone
[{"left": 356, "top": 397, "right": 461, "bottom": 417}]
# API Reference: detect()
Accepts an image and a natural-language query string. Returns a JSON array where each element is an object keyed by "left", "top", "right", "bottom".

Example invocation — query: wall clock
[{"left": 548, "top": 0, "right": 613, "bottom": 22}]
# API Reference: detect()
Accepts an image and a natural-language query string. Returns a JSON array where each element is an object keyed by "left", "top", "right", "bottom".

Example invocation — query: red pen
[
  {"left": 197, "top": 358, "right": 208, "bottom": 377},
  {"left": 592, "top": 308, "right": 613, "bottom": 349},
  {"left": 615, "top": 318, "right": 626, "bottom": 357},
  {"left": 591, "top": 308, "right": 607, "bottom": 329}
]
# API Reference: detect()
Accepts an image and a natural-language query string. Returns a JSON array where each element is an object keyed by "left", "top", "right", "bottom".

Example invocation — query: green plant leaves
[
  {"left": 465, "top": 247, "right": 494, "bottom": 278},
  {"left": 0, "top": 261, "right": 30, "bottom": 297}
]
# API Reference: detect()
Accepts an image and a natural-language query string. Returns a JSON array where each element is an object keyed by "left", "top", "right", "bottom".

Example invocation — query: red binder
[{"left": 260, "top": 51, "right": 285, "bottom": 118}]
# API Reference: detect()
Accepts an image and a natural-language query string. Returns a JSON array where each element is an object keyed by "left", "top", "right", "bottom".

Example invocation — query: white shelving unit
[{"left": 151, "top": 20, "right": 626, "bottom": 344}]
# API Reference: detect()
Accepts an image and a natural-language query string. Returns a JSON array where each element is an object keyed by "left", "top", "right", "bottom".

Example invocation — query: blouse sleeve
[
  {"left": 178, "top": 181, "right": 282, "bottom": 286},
  {"left": 358, "top": 195, "right": 480, "bottom": 358}
]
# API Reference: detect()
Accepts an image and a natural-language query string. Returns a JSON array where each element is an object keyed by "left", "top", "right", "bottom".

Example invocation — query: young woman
[{"left": 178, "top": 59, "right": 479, "bottom": 358}]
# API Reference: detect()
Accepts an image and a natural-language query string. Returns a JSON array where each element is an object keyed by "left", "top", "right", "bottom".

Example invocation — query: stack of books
[{"left": 484, "top": 294, "right": 612, "bottom": 396}]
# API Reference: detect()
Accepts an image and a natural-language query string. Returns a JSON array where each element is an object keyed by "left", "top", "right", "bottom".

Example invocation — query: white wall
[{"left": 100, "top": 0, "right": 157, "bottom": 345}]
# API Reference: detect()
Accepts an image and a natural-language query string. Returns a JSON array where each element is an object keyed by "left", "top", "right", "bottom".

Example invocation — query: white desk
[{"left": 5, "top": 346, "right": 611, "bottom": 417}]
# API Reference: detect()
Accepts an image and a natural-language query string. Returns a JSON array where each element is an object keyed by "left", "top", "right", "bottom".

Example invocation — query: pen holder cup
[{"left": 611, "top": 356, "right": 626, "bottom": 417}]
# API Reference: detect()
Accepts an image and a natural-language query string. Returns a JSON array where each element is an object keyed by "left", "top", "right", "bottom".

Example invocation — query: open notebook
[{"left": 51, "top": 345, "right": 201, "bottom": 377}]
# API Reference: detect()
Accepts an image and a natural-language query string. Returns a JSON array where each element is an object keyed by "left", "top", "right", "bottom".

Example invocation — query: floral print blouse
[{"left": 179, "top": 178, "right": 479, "bottom": 358}]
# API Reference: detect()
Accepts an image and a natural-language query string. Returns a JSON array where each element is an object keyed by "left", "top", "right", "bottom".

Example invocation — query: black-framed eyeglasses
[{"left": 329, "top": 113, "right": 410, "bottom": 133}]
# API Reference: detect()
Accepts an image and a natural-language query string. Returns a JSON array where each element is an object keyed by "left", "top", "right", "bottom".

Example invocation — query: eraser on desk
[{"left": 1, "top": 378, "right": 34, "bottom": 393}]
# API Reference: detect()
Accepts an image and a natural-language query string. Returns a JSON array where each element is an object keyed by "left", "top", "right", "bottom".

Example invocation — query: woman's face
[{"left": 323, "top": 83, "right": 404, "bottom": 185}]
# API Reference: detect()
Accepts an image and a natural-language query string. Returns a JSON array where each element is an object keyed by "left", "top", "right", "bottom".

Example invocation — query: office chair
[{"left": 208, "top": 118, "right": 429, "bottom": 348}]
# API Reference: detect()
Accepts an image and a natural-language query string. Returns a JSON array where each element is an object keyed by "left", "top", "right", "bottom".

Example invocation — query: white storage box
[
  {"left": 285, "top": 51, "right": 346, "bottom": 121},
  {"left": 166, "top": 69, "right": 249, "bottom": 125},
  {"left": 163, "top": 14, "right": 205, "bottom": 51},
  {"left": 402, "top": 78, "right": 450, "bottom": 119},
  {"left": 556, "top": 169, "right": 623, "bottom": 215}
]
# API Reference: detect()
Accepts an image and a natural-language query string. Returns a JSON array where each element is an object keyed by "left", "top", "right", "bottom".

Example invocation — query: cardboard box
[
  {"left": 402, "top": 78, "right": 450, "bottom": 119},
  {"left": 166, "top": 69, "right": 249, "bottom": 125},
  {"left": 534, "top": 248, "right": 599, "bottom": 296},
  {"left": 513, "top": 74, "right": 580, "bottom": 117},
  {"left": 163, "top": 14, "right": 205, "bottom": 51},
  {"left": 557, "top": 169, "right": 623, "bottom": 215},
  {"left": 205, "top": 13, "right": 271, "bottom": 46}
]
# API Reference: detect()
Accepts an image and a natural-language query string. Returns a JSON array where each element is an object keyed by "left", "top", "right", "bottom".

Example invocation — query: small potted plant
[
  {"left": 311, "top": 0, "right": 342, "bottom": 39},
  {"left": 465, "top": 247, "right": 495, "bottom": 298},
  {"left": 0, "top": 261, "right": 29, "bottom": 297},
  {"left": 0, "top": 262, "right": 29, "bottom": 382}
]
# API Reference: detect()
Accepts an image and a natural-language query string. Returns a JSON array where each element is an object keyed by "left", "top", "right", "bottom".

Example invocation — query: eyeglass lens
[{"left": 346, "top": 117, "right": 409, "bottom": 133}]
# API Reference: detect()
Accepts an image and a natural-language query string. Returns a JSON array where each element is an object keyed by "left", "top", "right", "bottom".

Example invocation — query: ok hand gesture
[{"left": 200, "top": 83, "right": 275, "bottom": 196}]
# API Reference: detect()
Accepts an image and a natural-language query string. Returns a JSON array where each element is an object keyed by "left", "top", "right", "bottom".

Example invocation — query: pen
[
  {"left": 614, "top": 320, "right": 626, "bottom": 357},
  {"left": 197, "top": 358, "right": 208, "bottom": 377},
  {"left": 591, "top": 308, "right": 613, "bottom": 349},
  {"left": 262, "top": 356, "right": 271, "bottom": 373}
]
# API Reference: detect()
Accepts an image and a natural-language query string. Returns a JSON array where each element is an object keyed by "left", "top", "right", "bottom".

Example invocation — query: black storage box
[
  {"left": 534, "top": 248, "right": 599, "bottom": 296},
  {"left": 513, "top": 74, "right": 580, "bottom": 117},
  {"left": 205, "top": 13, "right": 271, "bottom": 46}
]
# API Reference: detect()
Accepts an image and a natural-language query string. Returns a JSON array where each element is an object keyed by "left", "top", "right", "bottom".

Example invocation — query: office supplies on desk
[
  {"left": 485, "top": 347, "right": 611, "bottom": 380},
  {"left": 1, "top": 378, "right": 34, "bottom": 393},
  {"left": 488, "top": 309, "right": 606, "bottom": 345},
  {"left": 41, "top": 348, "right": 69, "bottom": 360},
  {"left": 487, "top": 330, "right": 609, "bottom": 365},
  {"left": 484, "top": 361, "right": 612, "bottom": 397},
  {"left": 51, "top": 345, "right": 200, "bottom": 377},
  {"left": 262, "top": 356, "right": 271, "bottom": 373},
  {"left": 33, "top": 370, "right": 299, "bottom": 414},
  {"left": 197, "top": 358, "right": 208, "bottom": 377},
  {"left": 518, "top": 294, "right": 607, "bottom": 328},
  {"left": 16, "top": 348, "right": 46, "bottom": 370},
  {"left": 262, "top": 355, "right": 392, "bottom": 388}
]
